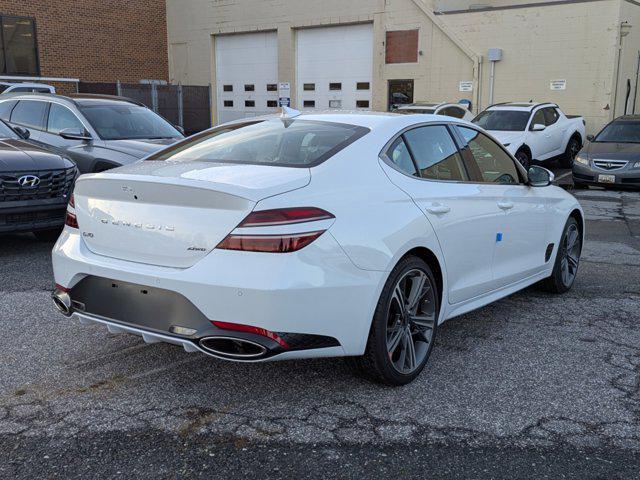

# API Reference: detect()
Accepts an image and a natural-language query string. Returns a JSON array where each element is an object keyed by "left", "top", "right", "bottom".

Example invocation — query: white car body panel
[
  {"left": 52, "top": 112, "right": 583, "bottom": 361},
  {"left": 478, "top": 103, "right": 586, "bottom": 161}
]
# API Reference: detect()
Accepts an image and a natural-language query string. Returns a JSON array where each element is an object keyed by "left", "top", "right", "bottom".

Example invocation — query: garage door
[
  {"left": 296, "top": 24, "right": 373, "bottom": 112},
  {"left": 215, "top": 32, "right": 278, "bottom": 124}
]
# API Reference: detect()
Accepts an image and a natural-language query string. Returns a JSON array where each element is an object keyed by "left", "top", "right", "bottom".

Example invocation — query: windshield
[
  {"left": 0, "top": 119, "right": 18, "bottom": 139},
  {"left": 148, "top": 119, "right": 368, "bottom": 167},
  {"left": 80, "top": 103, "right": 181, "bottom": 140},
  {"left": 472, "top": 110, "right": 531, "bottom": 131},
  {"left": 595, "top": 121, "right": 640, "bottom": 143}
]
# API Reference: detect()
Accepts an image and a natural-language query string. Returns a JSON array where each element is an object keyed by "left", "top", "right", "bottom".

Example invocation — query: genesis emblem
[
  {"left": 18, "top": 175, "right": 40, "bottom": 188},
  {"left": 100, "top": 218, "right": 175, "bottom": 231}
]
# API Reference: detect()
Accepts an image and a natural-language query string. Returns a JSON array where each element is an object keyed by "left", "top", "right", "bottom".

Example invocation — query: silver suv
[{"left": 0, "top": 93, "right": 184, "bottom": 173}]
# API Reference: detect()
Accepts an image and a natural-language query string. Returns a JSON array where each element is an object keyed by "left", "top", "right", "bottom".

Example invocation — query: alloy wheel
[
  {"left": 560, "top": 223, "right": 581, "bottom": 286},
  {"left": 385, "top": 269, "right": 436, "bottom": 374}
]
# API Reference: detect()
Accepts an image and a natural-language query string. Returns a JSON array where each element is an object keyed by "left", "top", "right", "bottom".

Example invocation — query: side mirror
[
  {"left": 587, "top": 134, "right": 595, "bottom": 142},
  {"left": 59, "top": 128, "right": 92, "bottom": 141},
  {"left": 174, "top": 125, "right": 185, "bottom": 135},
  {"left": 528, "top": 165, "right": 554, "bottom": 187},
  {"left": 12, "top": 126, "right": 30, "bottom": 140},
  {"left": 531, "top": 123, "right": 546, "bottom": 132}
]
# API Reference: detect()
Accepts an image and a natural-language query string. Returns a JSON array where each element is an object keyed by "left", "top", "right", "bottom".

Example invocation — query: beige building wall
[
  {"left": 439, "top": 0, "right": 623, "bottom": 133},
  {"left": 166, "top": 0, "right": 640, "bottom": 132},
  {"left": 166, "top": 0, "right": 478, "bottom": 120}
]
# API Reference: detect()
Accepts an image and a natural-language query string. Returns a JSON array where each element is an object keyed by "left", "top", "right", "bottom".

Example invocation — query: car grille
[
  {"left": 4, "top": 209, "right": 65, "bottom": 225},
  {"left": 573, "top": 173, "right": 594, "bottom": 181},
  {"left": 621, "top": 177, "right": 640, "bottom": 184},
  {"left": 0, "top": 167, "right": 76, "bottom": 202},
  {"left": 593, "top": 159, "right": 628, "bottom": 171}
]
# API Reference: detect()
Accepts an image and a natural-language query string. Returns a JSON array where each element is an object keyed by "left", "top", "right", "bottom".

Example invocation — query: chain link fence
[{"left": 78, "top": 82, "right": 211, "bottom": 136}]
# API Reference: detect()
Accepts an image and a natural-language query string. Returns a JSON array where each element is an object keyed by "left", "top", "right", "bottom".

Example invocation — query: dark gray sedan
[{"left": 573, "top": 115, "right": 640, "bottom": 189}]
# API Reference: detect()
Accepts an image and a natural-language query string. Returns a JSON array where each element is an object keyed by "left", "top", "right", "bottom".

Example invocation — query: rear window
[{"left": 149, "top": 119, "right": 369, "bottom": 167}]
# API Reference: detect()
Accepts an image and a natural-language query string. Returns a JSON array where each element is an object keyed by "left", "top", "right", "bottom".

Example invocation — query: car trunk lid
[{"left": 73, "top": 162, "right": 310, "bottom": 268}]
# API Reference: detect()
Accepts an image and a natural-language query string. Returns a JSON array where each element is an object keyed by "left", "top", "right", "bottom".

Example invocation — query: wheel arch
[
  {"left": 516, "top": 143, "right": 532, "bottom": 159},
  {"left": 569, "top": 131, "right": 583, "bottom": 148},
  {"left": 569, "top": 208, "right": 585, "bottom": 242},
  {"left": 400, "top": 246, "right": 444, "bottom": 312}
]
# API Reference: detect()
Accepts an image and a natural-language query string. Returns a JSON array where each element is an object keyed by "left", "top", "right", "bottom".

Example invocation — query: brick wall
[{"left": 0, "top": 0, "right": 168, "bottom": 83}]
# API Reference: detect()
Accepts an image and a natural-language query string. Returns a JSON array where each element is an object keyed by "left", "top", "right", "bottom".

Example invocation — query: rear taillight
[
  {"left": 238, "top": 207, "right": 334, "bottom": 227},
  {"left": 211, "top": 320, "right": 289, "bottom": 349},
  {"left": 217, "top": 207, "right": 333, "bottom": 253},
  {"left": 65, "top": 193, "right": 78, "bottom": 229}
]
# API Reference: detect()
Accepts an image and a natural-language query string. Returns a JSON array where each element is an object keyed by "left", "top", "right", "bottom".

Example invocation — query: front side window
[
  {"left": 530, "top": 109, "right": 545, "bottom": 129},
  {"left": 10, "top": 100, "right": 46, "bottom": 129},
  {"left": 149, "top": 119, "right": 368, "bottom": 167},
  {"left": 79, "top": 103, "right": 180, "bottom": 140},
  {"left": 543, "top": 107, "right": 559, "bottom": 126},
  {"left": 47, "top": 103, "right": 84, "bottom": 134},
  {"left": 0, "top": 119, "right": 18, "bottom": 139},
  {"left": 0, "top": 16, "right": 39, "bottom": 75},
  {"left": 386, "top": 137, "right": 418, "bottom": 177},
  {"left": 403, "top": 126, "right": 468, "bottom": 181},
  {"left": 473, "top": 110, "right": 530, "bottom": 131},
  {"left": 457, "top": 126, "right": 520, "bottom": 184}
]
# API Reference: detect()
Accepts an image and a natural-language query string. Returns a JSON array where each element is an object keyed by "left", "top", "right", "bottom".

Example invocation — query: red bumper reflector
[
  {"left": 211, "top": 320, "right": 289, "bottom": 349},
  {"left": 55, "top": 283, "right": 70, "bottom": 293}
]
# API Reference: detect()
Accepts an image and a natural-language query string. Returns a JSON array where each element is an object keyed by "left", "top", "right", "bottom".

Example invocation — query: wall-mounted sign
[
  {"left": 459, "top": 81, "right": 473, "bottom": 92},
  {"left": 278, "top": 82, "right": 291, "bottom": 107},
  {"left": 550, "top": 79, "right": 567, "bottom": 91}
]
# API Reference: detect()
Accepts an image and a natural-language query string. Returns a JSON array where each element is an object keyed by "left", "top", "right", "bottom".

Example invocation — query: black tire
[
  {"left": 540, "top": 217, "right": 582, "bottom": 294},
  {"left": 515, "top": 149, "right": 531, "bottom": 170},
  {"left": 349, "top": 255, "right": 439, "bottom": 386},
  {"left": 33, "top": 228, "right": 63, "bottom": 242},
  {"left": 561, "top": 137, "right": 581, "bottom": 168}
]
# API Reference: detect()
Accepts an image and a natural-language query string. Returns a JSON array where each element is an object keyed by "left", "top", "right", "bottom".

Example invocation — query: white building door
[
  {"left": 296, "top": 24, "right": 373, "bottom": 112},
  {"left": 215, "top": 32, "right": 279, "bottom": 124}
]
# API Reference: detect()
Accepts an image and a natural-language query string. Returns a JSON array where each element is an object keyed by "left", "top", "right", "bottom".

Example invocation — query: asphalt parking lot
[{"left": 1, "top": 181, "right": 639, "bottom": 478}]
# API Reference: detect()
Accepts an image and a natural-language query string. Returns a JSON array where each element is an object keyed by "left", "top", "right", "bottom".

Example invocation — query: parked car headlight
[{"left": 575, "top": 155, "right": 590, "bottom": 166}]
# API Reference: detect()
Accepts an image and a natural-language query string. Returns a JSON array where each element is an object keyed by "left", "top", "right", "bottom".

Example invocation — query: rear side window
[
  {"left": 386, "top": 137, "right": 418, "bottom": 177},
  {"left": 47, "top": 103, "right": 85, "bottom": 134},
  {"left": 149, "top": 119, "right": 368, "bottom": 167},
  {"left": 0, "top": 100, "right": 17, "bottom": 121},
  {"left": 403, "top": 126, "right": 468, "bottom": 181},
  {"left": 457, "top": 126, "right": 520, "bottom": 184},
  {"left": 10, "top": 100, "right": 47, "bottom": 130}
]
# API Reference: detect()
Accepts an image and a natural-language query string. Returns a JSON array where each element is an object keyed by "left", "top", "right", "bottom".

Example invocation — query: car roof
[
  {"left": 486, "top": 102, "right": 557, "bottom": 112},
  {"left": 614, "top": 115, "right": 640, "bottom": 122},
  {"left": 0, "top": 92, "right": 144, "bottom": 107}
]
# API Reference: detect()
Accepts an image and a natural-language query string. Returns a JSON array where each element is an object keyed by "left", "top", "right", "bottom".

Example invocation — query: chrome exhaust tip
[
  {"left": 199, "top": 336, "right": 268, "bottom": 359},
  {"left": 52, "top": 290, "right": 72, "bottom": 317}
]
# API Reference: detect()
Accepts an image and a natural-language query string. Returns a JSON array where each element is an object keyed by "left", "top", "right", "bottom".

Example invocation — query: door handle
[
  {"left": 497, "top": 201, "right": 514, "bottom": 210},
  {"left": 426, "top": 203, "right": 451, "bottom": 214}
]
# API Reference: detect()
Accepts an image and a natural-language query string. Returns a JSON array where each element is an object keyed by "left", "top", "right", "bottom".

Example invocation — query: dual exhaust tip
[{"left": 52, "top": 289, "right": 73, "bottom": 317}]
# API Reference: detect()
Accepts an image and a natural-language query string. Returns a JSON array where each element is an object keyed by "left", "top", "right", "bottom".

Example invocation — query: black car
[{"left": 0, "top": 119, "right": 76, "bottom": 240}]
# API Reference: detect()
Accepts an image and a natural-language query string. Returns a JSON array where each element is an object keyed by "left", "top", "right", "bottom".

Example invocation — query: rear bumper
[
  {"left": 52, "top": 228, "right": 385, "bottom": 358},
  {"left": 0, "top": 198, "right": 67, "bottom": 233}
]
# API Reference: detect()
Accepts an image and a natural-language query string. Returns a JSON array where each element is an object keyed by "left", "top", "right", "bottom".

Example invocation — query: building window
[
  {"left": 303, "top": 100, "right": 315, "bottom": 108},
  {"left": 223, "top": 85, "right": 233, "bottom": 92},
  {"left": 245, "top": 100, "right": 255, "bottom": 107},
  {"left": 385, "top": 30, "right": 419, "bottom": 64},
  {"left": 267, "top": 100, "right": 277, "bottom": 107},
  {"left": 357, "top": 82, "right": 370, "bottom": 90},
  {"left": 267, "top": 84, "right": 277, "bottom": 92},
  {"left": 329, "top": 83, "right": 342, "bottom": 91},
  {"left": 329, "top": 100, "right": 342, "bottom": 109},
  {"left": 244, "top": 84, "right": 255, "bottom": 92},
  {"left": 223, "top": 100, "right": 233, "bottom": 107},
  {"left": 303, "top": 83, "right": 315, "bottom": 91},
  {"left": 356, "top": 100, "right": 370, "bottom": 108},
  {"left": 0, "top": 16, "right": 39, "bottom": 75}
]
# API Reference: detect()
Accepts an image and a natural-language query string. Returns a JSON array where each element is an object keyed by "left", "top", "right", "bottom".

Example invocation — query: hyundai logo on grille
[{"left": 18, "top": 175, "right": 40, "bottom": 188}]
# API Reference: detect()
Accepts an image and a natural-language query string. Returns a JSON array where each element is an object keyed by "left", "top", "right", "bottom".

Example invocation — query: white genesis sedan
[{"left": 52, "top": 110, "right": 583, "bottom": 385}]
